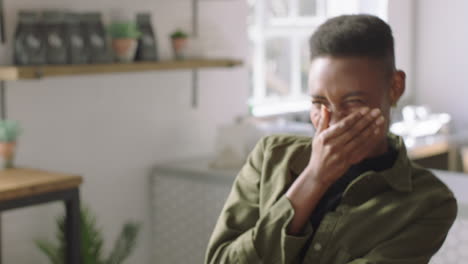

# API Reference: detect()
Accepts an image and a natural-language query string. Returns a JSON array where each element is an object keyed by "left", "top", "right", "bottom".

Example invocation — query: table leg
[
  {"left": 65, "top": 188, "right": 80, "bottom": 264},
  {"left": 0, "top": 214, "right": 2, "bottom": 264}
]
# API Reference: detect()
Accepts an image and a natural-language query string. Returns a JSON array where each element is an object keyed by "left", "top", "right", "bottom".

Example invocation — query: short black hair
[{"left": 310, "top": 14, "right": 395, "bottom": 74}]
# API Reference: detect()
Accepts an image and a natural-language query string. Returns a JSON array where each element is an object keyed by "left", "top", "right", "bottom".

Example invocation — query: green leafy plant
[
  {"left": 35, "top": 206, "right": 141, "bottom": 264},
  {"left": 170, "top": 29, "right": 188, "bottom": 39},
  {"left": 0, "top": 120, "right": 21, "bottom": 142},
  {"left": 108, "top": 22, "right": 142, "bottom": 39}
]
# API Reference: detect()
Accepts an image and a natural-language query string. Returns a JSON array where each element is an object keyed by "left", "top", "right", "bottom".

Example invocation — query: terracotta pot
[
  {"left": 111, "top": 38, "right": 138, "bottom": 62},
  {"left": 0, "top": 142, "right": 16, "bottom": 169},
  {"left": 171, "top": 37, "right": 188, "bottom": 60}
]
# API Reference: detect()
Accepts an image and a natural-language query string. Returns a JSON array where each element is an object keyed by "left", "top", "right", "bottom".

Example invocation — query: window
[{"left": 247, "top": 0, "right": 388, "bottom": 117}]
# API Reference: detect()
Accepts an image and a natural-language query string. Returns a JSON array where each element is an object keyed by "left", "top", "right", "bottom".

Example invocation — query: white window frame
[{"left": 248, "top": 0, "right": 388, "bottom": 117}]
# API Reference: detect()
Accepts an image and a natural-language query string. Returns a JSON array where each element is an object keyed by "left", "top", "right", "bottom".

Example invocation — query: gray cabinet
[
  {"left": 150, "top": 156, "right": 238, "bottom": 264},
  {"left": 430, "top": 170, "right": 468, "bottom": 264}
]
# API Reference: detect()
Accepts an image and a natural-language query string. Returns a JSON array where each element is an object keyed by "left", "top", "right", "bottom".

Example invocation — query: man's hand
[
  {"left": 306, "top": 105, "right": 385, "bottom": 186},
  {"left": 286, "top": 105, "right": 385, "bottom": 235}
]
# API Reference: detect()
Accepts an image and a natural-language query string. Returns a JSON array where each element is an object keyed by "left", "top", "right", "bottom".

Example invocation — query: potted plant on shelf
[
  {"left": 35, "top": 205, "right": 141, "bottom": 264},
  {"left": 170, "top": 29, "right": 189, "bottom": 60},
  {"left": 0, "top": 120, "right": 21, "bottom": 169},
  {"left": 108, "top": 21, "right": 142, "bottom": 62}
]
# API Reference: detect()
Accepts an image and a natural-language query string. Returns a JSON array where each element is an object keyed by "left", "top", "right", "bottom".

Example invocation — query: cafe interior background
[{"left": 0, "top": 0, "right": 467, "bottom": 263}]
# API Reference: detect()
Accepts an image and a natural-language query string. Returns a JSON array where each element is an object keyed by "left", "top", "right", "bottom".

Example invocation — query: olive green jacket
[{"left": 205, "top": 134, "right": 457, "bottom": 264}]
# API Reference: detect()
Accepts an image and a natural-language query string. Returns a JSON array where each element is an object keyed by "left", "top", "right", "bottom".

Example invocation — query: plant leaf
[
  {"left": 106, "top": 222, "right": 142, "bottom": 264},
  {"left": 0, "top": 120, "right": 21, "bottom": 142},
  {"left": 108, "top": 22, "right": 142, "bottom": 39},
  {"left": 34, "top": 239, "right": 63, "bottom": 264},
  {"left": 81, "top": 206, "right": 105, "bottom": 264}
]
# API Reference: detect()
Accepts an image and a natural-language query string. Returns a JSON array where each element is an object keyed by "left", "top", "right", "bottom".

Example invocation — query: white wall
[
  {"left": 387, "top": 0, "right": 416, "bottom": 106},
  {"left": 413, "top": 0, "right": 468, "bottom": 129},
  {"left": 0, "top": 0, "right": 248, "bottom": 263}
]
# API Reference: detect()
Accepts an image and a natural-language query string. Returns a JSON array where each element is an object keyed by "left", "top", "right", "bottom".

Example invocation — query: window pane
[
  {"left": 301, "top": 38, "right": 311, "bottom": 95},
  {"left": 299, "top": 0, "right": 317, "bottom": 17},
  {"left": 247, "top": 0, "right": 255, "bottom": 25},
  {"left": 268, "top": 0, "right": 290, "bottom": 18},
  {"left": 265, "top": 37, "right": 291, "bottom": 97}
]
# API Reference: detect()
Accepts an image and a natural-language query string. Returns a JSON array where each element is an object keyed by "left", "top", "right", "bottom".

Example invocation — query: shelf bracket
[
  {"left": 0, "top": 0, "right": 5, "bottom": 43},
  {"left": 0, "top": 81, "right": 6, "bottom": 119},
  {"left": 191, "top": 0, "right": 199, "bottom": 108}
]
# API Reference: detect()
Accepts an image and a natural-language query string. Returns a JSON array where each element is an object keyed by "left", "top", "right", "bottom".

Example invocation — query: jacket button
[{"left": 314, "top": 243, "right": 322, "bottom": 251}]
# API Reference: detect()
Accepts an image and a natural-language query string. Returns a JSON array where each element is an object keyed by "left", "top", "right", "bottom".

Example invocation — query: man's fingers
[
  {"left": 341, "top": 119, "right": 384, "bottom": 164},
  {"left": 316, "top": 110, "right": 323, "bottom": 132},
  {"left": 321, "top": 109, "right": 364, "bottom": 139},
  {"left": 317, "top": 105, "right": 330, "bottom": 133},
  {"left": 341, "top": 127, "right": 376, "bottom": 164},
  {"left": 331, "top": 108, "right": 383, "bottom": 147},
  {"left": 320, "top": 107, "right": 371, "bottom": 141},
  {"left": 322, "top": 105, "right": 330, "bottom": 131}
]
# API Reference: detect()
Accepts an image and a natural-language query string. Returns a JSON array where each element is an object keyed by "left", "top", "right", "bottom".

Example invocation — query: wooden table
[{"left": 0, "top": 168, "right": 83, "bottom": 264}]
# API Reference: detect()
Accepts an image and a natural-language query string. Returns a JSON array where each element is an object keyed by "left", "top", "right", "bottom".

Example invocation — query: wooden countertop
[
  {"left": 407, "top": 140, "right": 450, "bottom": 160},
  {"left": 0, "top": 168, "right": 82, "bottom": 202}
]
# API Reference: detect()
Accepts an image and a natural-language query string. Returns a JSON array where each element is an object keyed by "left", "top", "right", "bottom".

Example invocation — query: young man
[{"left": 205, "top": 15, "right": 457, "bottom": 264}]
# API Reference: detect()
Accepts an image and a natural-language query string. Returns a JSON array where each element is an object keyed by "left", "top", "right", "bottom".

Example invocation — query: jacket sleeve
[
  {"left": 205, "top": 136, "right": 314, "bottom": 264},
  {"left": 347, "top": 194, "right": 457, "bottom": 264}
]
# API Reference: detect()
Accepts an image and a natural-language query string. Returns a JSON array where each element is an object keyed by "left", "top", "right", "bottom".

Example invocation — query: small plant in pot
[
  {"left": 170, "top": 29, "right": 189, "bottom": 60},
  {"left": 0, "top": 120, "right": 21, "bottom": 169},
  {"left": 108, "top": 22, "right": 142, "bottom": 62}
]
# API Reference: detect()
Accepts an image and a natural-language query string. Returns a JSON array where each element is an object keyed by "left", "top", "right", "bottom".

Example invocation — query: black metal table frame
[{"left": 0, "top": 188, "right": 81, "bottom": 264}]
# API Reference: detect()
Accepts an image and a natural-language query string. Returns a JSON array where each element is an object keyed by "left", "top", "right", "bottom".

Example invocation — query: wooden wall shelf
[{"left": 0, "top": 58, "right": 243, "bottom": 81}]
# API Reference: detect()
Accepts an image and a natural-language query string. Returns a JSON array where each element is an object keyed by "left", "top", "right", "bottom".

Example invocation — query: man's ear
[{"left": 389, "top": 70, "right": 406, "bottom": 105}]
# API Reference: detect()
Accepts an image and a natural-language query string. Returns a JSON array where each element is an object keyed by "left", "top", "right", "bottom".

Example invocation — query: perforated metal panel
[
  {"left": 431, "top": 171, "right": 468, "bottom": 264},
  {"left": 431, "top": 218, "right": 468, "bottom": 264},
  {"left": 151, "top": 157, "right": 236, "bottom": 264}
]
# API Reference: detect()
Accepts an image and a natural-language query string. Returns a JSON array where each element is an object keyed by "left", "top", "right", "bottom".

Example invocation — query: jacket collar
[{"left": 289, "top": 133, "right": 413, "bottom": 193}]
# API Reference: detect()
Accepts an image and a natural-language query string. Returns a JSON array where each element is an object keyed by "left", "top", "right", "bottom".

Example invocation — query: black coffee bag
[
  {"left": 14, "top": 11, "right": 46, "bottom": 65},
  {"left": 43, "top": 11, "right": 67, "bottom": 64},
  {"left": 65, "top": 13, "right": 88, "bottom": 64},
  {"left": 82, "top": 12, "right": 112, "bottom": 64},
  {"left": 135, "top": 13, "right": 158, "bottom": 61}
]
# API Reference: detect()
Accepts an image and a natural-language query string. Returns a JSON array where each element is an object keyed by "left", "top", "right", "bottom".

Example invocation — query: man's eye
[
  {"left": 312, "top": 101, "right": 325, "bottom": 106},
  {"left": 346, "top": 99, "right": 365, "bottom": 105}
]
